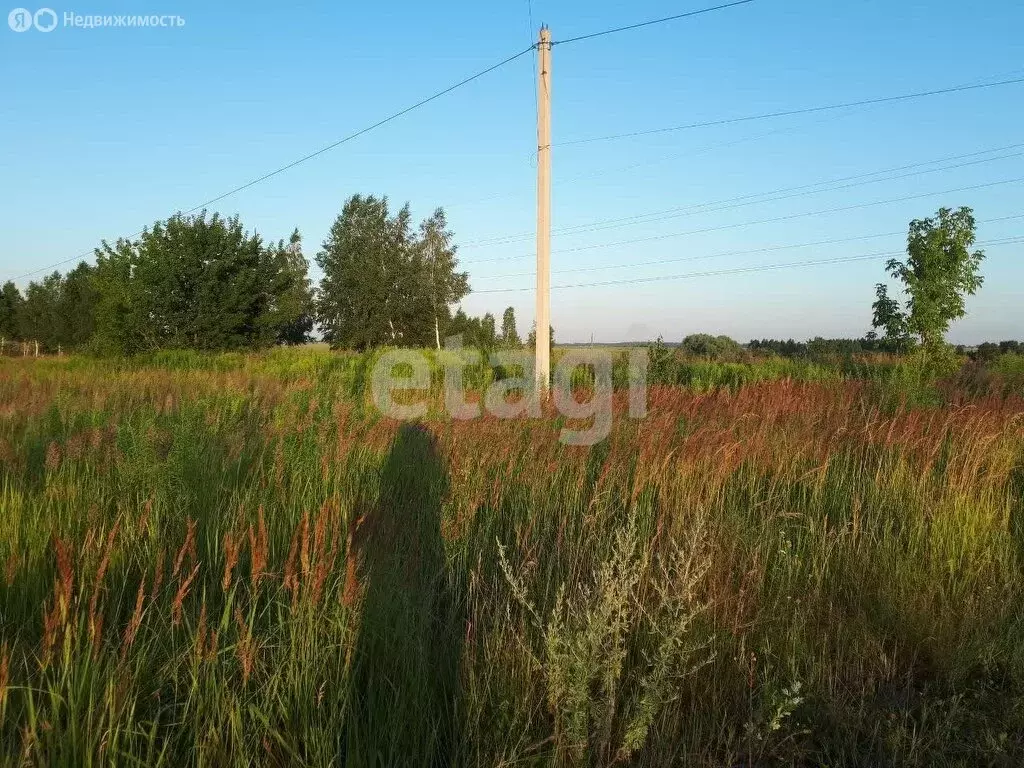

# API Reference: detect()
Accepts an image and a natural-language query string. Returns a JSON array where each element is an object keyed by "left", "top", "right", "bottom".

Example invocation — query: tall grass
[{"left": 0, "top": 351, "right": 1022, "bottom": 765}]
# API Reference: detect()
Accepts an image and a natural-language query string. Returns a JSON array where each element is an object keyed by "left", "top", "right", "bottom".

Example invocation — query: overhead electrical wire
[
  {"left": 467, "top": 177, "right": 1024, "bottom": 262},
  {"left": 9, "top": 6, "right": 1020, "bottom": 295},
  {"left": 443, "top": 68, "right": 1024, "bottom": 215},
  {"left": 552, "top": 0, "right": 758, "bottom": 45},
  {"left": 469, "top": 236, "right": 1024, "bottom": 294},
  {"left": 470, "top": 213, "right": 1024, "bottom": 280},
  {"left": 555, "top": 77, "right": 1024, "bottom": 147},
  {"left": 8, "top": 0, "right": 758, "bottom": 283},
  {"left": 460, "top": 142, "right": 1024, "bottom": 251},
  {"left": 6, "top": 44, "right": 537, "bottom": 283}
]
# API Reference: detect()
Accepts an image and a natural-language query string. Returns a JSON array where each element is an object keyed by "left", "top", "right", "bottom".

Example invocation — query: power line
[
  {"left": 6, "top": 44, "right": 537, "bottom": 284},
  {"left": 471, "top": 213, "right": 1024, "bottom": 280},
  {"left": 478, "top": 177, "right": 1024, "bottom": 261},
  {"left": 525, "top": 0, "right": 539, "bottom": 121},
  {"left": 187, "top": 46, "right": 535, "bottom": 213},
  {"left": 556, "top": 150, "right": 1024, "bottom": 240},
  {"left": 460, "top": 142, "right": 1024, "bottom": 251},
  {"left": 553, "top": 0, "right": 758, "bottom": 46},
  {"left": 469, "top": 236, "right": 1024, "bottom": 294},
  {"left": 555, "top": 77, "right": 1024, "bottom": 147},
  {"left": 474, "top": 232, "right": 903, "bottom": 279},
  {"left": 444, "top": 68, "right": 1024, "bottom": 214}
]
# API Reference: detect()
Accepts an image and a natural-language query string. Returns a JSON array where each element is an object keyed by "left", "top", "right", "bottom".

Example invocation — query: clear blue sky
[{"left": 2, "top": 0, "right": 1022, "bottom": 343}]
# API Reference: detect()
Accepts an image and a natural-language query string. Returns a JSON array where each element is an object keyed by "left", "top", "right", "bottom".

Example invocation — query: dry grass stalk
[
  {"left": 206, "top": 629, "right": 219, "bottom": 663},
  {"left": 53, "top": 537, "right": 74, "bottom": 612},
  {"left": 233, "top": 606, "right": 254, "bottom": 685},
  {"left": 151, "top": 547, "right": 165, "bottom": 603},
  {"left": 282, "top": 526, "right": 300, "bottom": 605},
  {"left": 44, "top": 441, "right": 62, "bottom": 472},
  {"left": 121, "top": 577, "right": 147, "bottom": 660},
  {"left": 172, "top": 518, "right": 197, "bottom": 578},
  {"left": 247, "top": 505, "right": 269, "bottom": 588},
  {"left": 310, "top": 504, "right": 339, "bottom": 607},
  {"left": 89, "top": 520, "right": 121, "bottom": 639},
  {"left": 222, "top": 531, "right": 240, "bottom": 593},
  {"left": 4, "top": 553, "right": 17, "bottom": 587},
  {"left": 171, "top": 565, "right": 200, "bottom": 627},
  {"left": 194, "top": 600, "right": 208, "bottom": 662},
  {"left": 41, "top": 536, "right": 78, "bottom": 665},
  {"left": 0, "top": 641, "right": 9, "bottom": 715},
  {"left": 342, "top": 515, "right": 365, "bottom": 609},
  {"left": 298, "top": 510, "right": 311, "bottom": 583}
]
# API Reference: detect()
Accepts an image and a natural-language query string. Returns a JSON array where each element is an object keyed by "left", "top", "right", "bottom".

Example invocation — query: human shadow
[{"left": 343, "top": 423, "right": 462, "bottom": 766}]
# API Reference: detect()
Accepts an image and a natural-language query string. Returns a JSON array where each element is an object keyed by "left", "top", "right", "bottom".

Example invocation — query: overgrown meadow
[{"left": 1, "top": 349, "right": 1023, "bottom": 766}]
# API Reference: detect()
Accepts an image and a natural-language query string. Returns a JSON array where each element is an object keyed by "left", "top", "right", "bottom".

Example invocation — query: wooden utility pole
[{"left": 535, "top": 26, "right": 552, "bottom": 393}]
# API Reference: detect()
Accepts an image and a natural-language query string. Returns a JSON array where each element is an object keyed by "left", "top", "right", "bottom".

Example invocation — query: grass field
[{"left": 1, "top": 349, "right": 1023, "bottom": 766}]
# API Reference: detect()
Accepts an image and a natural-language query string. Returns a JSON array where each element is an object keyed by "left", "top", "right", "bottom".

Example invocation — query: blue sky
[{"left": 1, "top": 0, "right": 1022, "bottom": 343}]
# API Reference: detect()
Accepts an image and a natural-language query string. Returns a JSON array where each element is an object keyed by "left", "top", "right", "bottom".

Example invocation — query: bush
[{"left": 680, "top": 334, "right": 742, "bottom": 361}]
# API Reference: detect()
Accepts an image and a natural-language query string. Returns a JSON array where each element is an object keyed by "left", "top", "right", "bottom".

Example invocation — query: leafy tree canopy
[
  {"left": 93, "top": 211, "right": 309, "bottom": 354},
  {"left": 680, "top": 333, "right": 742, "bottom": 361},
  {"left": 872, "top": 207, "right": 984, "bottom": 356},
  {"left": 316, "top": 195, "right": 468, "bottom": 351}
]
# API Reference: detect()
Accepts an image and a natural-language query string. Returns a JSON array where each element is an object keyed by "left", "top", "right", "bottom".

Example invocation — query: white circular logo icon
[
  {"left": 8, "top": 7, "right": 33, "bottom": 31},
  {"left": 33, "top": 7, "right": 57, "bottom": 31}
]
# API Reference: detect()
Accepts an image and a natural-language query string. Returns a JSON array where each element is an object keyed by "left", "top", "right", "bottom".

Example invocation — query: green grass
[{"left": 0, "top": 350, "right": 1022, "bottom": 766}]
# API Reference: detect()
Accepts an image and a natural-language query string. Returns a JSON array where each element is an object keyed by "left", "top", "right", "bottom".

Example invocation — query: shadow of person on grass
[{"left": 343, "top": 423, "right": 462, "bottom": 767}]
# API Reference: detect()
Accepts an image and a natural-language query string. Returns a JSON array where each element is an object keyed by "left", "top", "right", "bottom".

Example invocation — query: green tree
[
  {"left": 527, "top": 322, "right": 555, "bottom": 350},
  {"left": 92, "top": 237, "right": 142, "bottom": 354},
  {"left": 680, "top": 333, "right": 742, "bottom": 360},
  {"left": 500, "top": 306, "right": 521, "bottom": 347},
  {"left": 264, "top": 229, "right": 315, "bottom": 345},
  {"left": 0, "top": 281, "right": 23, "bottom": 341},
  {"left": 93, "top": 211, "right": 296, "bottom": 353},
  {"left": 974, "top": 342, "right": 1000, "bottom": 362},
  {"left": 18, "top": 272, "right": 63, "bottom": 351},
  {"left": 870, "top": 284, "right": 912, "bottom": 352},
  {"left": 416, "top": 208, "right": 468, "bottom": 349},
  {"left": 317, "top": 195, "right": 412, "bottom": 350},
  {"left": 56, "top": 262, "right": 98, "bottom": 349},
  {"left": 872, "top": 207, "right": 984, "bottom": 356},
  {"left": 317, "top": 195, "right": 464, "bottom": 350},
  {"left": 445, "top": 309, "right": 489, "bottom": 350},
  {"left": 480, "top": 313, "right": 497, "bottom": 350}
]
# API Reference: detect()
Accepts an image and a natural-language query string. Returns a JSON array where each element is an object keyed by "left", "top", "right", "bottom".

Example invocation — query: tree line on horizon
[
  {"left": 0, "top": 195, "right": 534, "bottom": 356},
  {"left": 0, "top": 203, "right": 1003, "bottom": 359}
]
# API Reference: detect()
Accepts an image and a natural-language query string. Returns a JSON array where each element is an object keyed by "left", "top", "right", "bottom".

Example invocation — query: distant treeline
[
  {"left": 0, "top": 199, "right": 1010, "bottom": 359},
  {"left": 0, "top": 196, "right": 533, "bottom": 356},
  {"left": 748, "top": 336, "right": 910, "bottom": 357},
  {"left": 661, "top": 333, "right": 907, "bottom": 361},
  {"left": 747, "top": 337, "right": 1023, "bottom": 360},
  {"left": 970, "top": 340, "right": 1024, "bottom": 360}
]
